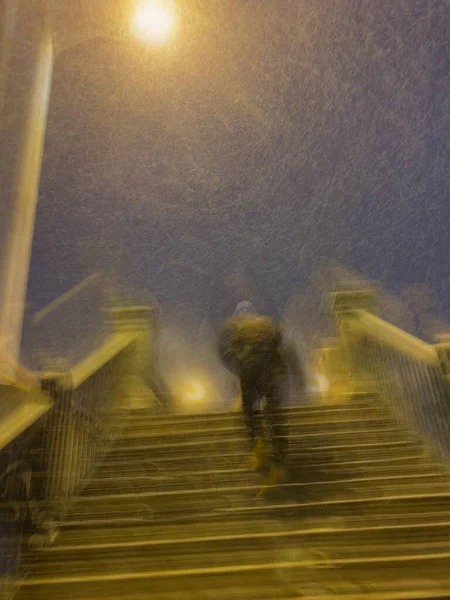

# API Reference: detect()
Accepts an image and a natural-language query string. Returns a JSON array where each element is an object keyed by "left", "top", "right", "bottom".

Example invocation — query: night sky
[{"left": 2, "top": 1, "right": 450, "bottom": 345}]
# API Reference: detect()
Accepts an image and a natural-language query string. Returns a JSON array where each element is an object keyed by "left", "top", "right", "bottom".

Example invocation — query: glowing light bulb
[{"left": 131, "top": 1, "right": 176, "bottom": 45}]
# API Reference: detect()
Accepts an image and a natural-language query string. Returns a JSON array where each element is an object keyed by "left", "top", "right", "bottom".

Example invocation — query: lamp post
[
  {"left": 0, "top": 5, "right": 53, "bottom": 382},
  {"left": 0, "top": 0, "right": 19, "bottom": 118},
  {"left": 0, "top": 1, "right": 176, "bottom": 381}
]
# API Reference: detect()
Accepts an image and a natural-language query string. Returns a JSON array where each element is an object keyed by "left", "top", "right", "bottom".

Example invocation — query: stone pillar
[
  {"left": 328, "top": 289, "right": 378, "bottom": 400},
  {"left": 107, "top": 306, "right": 160, "bottom": 409},
  {"left": 435, "top": 334, "right": 450, "bottom": 404}
]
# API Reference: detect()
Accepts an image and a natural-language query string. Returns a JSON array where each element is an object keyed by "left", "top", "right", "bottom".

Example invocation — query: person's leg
[
  {"left": 260, "top": 362, "right": 290, "bottom": 487},
  {"left": 241, "top": 377, "right": 267, "bottom": 469},
  {"left": 265, "top": 381, "right": 288, "bottom": 465},
  {"left": 241, "top": 378, "right": 260, "bottom": 447}
]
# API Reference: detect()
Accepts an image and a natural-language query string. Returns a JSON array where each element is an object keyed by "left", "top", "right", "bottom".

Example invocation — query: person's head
[{"left": 233, "top": 300, "right": 258, "bottom": 317}]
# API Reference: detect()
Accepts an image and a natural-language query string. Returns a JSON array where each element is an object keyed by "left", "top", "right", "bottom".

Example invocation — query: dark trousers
[{"left": 240, "top": 358, "right": 288, "bottom": 465}]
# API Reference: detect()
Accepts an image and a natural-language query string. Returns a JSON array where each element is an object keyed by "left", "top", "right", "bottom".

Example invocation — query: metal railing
[
  {"left": 37, "top": 305, "right": 159, "bottom": 516},
  {"left": 0, "top": 383, "right": 51, "bottom": 598},
  {"left": 330, "top": 290, "right": 450, "bottom": 462},
  {"left": 22, "top": 273, "right": 109, "bottom": 371},
  {"left": 40, "top": 330, "right": 138, "bottom": 509},
  {"left": 0, "top": 304, "right": 159, "bottom": 594}
]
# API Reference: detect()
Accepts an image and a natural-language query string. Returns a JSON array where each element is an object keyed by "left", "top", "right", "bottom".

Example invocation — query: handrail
[
  {"left": 71, "top": 331, "right": 138, "bottom": 389},
  {"left": 349, "top": 310, "right": 439, "bottom": 366},
  {"left": 33, "top": 272, "right": 101, "bottom": 325},
  {"left": 0, "top": 300, "right": 155, "bottom": 578},
  {"left": 0, "top": 385, "right": 52, "bottom": 450}
]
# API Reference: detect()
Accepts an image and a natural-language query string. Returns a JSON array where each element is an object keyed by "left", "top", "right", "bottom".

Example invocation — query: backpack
[{"left": 219, "top": 316, "right": 282, "bottom": 373}]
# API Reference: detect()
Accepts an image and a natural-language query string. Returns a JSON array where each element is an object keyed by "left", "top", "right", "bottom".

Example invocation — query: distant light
[
  {"left": 183, "top": 380, "right": 206, "bottom": 404},
  {"left": 171, "top": 375, "right": 216, "bottom": 414},
  {"left": 131, "top": 1, "right": 176, "bottom": 45}
]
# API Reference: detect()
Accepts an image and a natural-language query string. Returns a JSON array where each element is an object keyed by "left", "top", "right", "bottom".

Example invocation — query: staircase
[{"left": 15, "top": 394, "right": 450, "bottom": 599}]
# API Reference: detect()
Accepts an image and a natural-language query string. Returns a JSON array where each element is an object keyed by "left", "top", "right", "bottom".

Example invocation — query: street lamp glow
[
  {"left": 131, "top": 1, "right": 176, "bottom": 45},
  {"left": 182, "top": 380, "right": 206, "bottom": 404}
]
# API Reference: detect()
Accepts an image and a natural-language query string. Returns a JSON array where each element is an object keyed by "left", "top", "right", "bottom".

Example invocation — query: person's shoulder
[
  {"left": 251, "top": 315, "right": 279, "bottom": 330},
  {"left": 232, "top": 315, "right": 280, "bottom": 337}
]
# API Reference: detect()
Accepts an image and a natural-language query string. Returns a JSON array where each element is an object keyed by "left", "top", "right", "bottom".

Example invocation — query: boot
[
  {"left": 258, "top": 461, "right": 290, "bottom": 497},
  {"left": 269, "top": 462, "right": 290, "bottom": 485},
  {"left": 248, "top": 438, "right": 269, "bottom": 470},
  {"left": 28, "top": 515, "right": 59, "bottom": 548}
]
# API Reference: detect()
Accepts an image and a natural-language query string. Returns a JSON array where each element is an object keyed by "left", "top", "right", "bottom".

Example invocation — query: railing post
[
  {"left": 328, "top": 289, "right": 377, "bottom": 399},
  {"left": 107, "top": 306, "right": 160, "bottom": 409},
  {"left": 40, "top": 369, "right": 75, "bottom": 522},
  {"left": 0, "top": 380, "right": 60, "bottom": 549},
  {"left": 435, "top": 335, "right": 450, "bottom": 405},
  {"left": 315, "top": 339, "right": 351, "bottom": 403}
]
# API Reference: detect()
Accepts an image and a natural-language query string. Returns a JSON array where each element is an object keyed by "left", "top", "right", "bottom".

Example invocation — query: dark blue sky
[{"left": 3, "top": 1, "right": 450, "bottom": 328}]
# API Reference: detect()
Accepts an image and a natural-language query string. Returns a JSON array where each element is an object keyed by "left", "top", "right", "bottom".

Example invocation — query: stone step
[
  {"left": 103, "top": 440, "right": 428, "bottom": 469},
  {"left": 67, "top": 490, "right": 450, "bottom": 527},
  {"left": 51, "top": 512, "right": 450, "bottom": 545},
  {"left": 95, "top": 452, "right": 436, "bottom": 478},
  {"left": 95, "top": 446, "right": 432, "bottom": 475},
  {"left": 209, "top": 491, "right": 450, "bottom": 522},
  {"left": 61, "top": 484, "right": 450, "bottom": 524},
  {"left": 115, "top": 421, "right": 407, "bottom": 446},
  {"left": 117, "top": 411, "right": 389, "bottom": 436},
  {"left": 116, "top": 395, "right": 375, "bottom": 415},
  {"left": 24, "top": 537, "right": 450, "bottom": 578},
  {"left": 114, "top": 402, "right": 381, "bottom": 429},
  {"left": 107, "top": 433, "right": 422, "bottom": 456},
  {"left": 15, "top": 392, "right": 450, "bottom": 600},
  {"left": 15, "top": 552, "right": 450, "bottom": 600},
  {"left": 116, "top": 395, "right": 376, "bottom": 415},
  {"left": 82, "top": 470, "right": 447, "bottom": 496},
  {"left": 28, "top": 520, "right": 450, "bottom": 567},
  {"left": 13, "top": 583, "right": 450, "bottom": 600},
  {"left": 55, "top": 508, "right": 450, "bottom": 539}
]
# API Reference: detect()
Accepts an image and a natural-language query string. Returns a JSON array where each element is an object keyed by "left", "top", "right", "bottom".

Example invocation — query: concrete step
[
  {"left": 115, "top": 421, "right": 407, "bottom": 447},
  {"left": 23, "top": 537, "right": 450, "bottom": 578},
  {"left": 209, "top": 491, "right": 450, "bottom": 521},
  {"left": 60, "top": 484, "right": 450, "bottom": 524},
  {"left": 51, "top": 514, "right": 450, "bottom": 546},
  {"left": 95, "top": 452, "right": 437, "bottom": 477},
  {"left": 113, "top": 402, "right": 382, "bottom": 429},
  {"left": 92, "top": 460, "right": 444, "bottom": 488},
  {"left": 13, "top": 583, "right": 450, "bottom": 600},
  {"left": 15, "top": 394, "right": 450, "bottom": 600},
  {"left": 116, "top": 396, "right": 376, "bottom": 415},
  {"left": 82, "top": 470, "right": 448, "bottom": 496},
  {"left": 117, "top": 412, "right": 391, "bottom": 436},
  {"left": 14, "top": 584, "right": 450, "bottom": 600},
  {"left": 95, "top": 446, "right": 432, "bottom": 475},
  {"left": 28, "top": 520, "right": 450, "bottom": 567},
  {"left": 103, "top": 440, "right": 429, "bottom": 469},
  {"left": 65, "top": 490, "right": 450, "bottom": 527},
  {"left": 54, "top": 508, "right": 450, "bottom": 540},
  {"left": 15, "top": 552, "right": 450, "bottom": 600}
]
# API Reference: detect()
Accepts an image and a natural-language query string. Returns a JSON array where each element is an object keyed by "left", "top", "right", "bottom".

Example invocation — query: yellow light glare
[
  {"left": 131, "top": 1, "right": 176, "bottom": 45},
  {"left": 183, "top": 380, "right": 205, "bottom": 403}
]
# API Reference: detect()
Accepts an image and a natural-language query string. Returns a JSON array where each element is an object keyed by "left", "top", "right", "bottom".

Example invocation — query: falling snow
[{"left": 1, "top": 0, "right": 450, "bottom": 364}]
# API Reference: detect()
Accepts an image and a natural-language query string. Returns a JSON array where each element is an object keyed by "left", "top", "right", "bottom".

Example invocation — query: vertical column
[
  {"left": 0, "top": 14, "right": 54, "bottom": 379},
  {"left": 107, "top": 305, "right": 159, "bottom": 409},
  {"left": 435, "top": 335, "right": 450, "bottom": 404},
  {"left": 328, "top": 289, "right": 377, "bottom": 400},
  {"left": 0, "top": 0, "right": 19, "bottom": 118}
]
